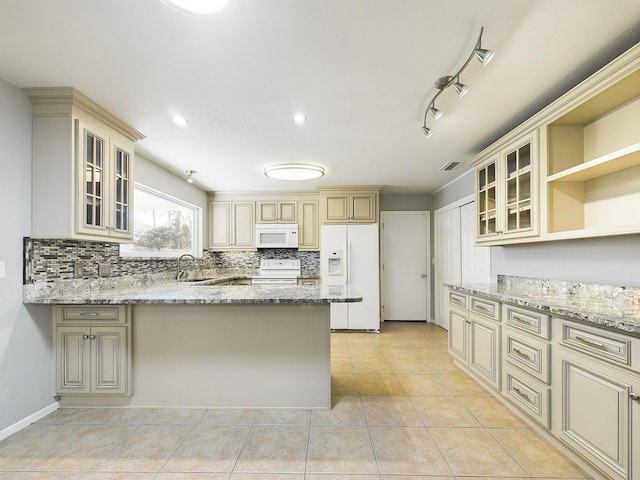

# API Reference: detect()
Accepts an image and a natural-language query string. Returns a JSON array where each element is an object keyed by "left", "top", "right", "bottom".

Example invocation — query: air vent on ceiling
[{"left": 439, "top": 161, "right": 460, "bottom": 172}]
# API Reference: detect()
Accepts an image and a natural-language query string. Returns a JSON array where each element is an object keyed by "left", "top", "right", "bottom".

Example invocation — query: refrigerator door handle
[{"left": 347, "top": 240, "right": 351, "bottom": 285}]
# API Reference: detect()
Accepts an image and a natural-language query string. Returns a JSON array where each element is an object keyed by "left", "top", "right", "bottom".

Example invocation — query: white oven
[{"left": 255, "top": 224, "right": 299, "bottom": 249}]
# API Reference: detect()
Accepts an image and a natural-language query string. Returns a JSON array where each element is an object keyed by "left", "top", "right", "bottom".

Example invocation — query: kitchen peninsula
[{"left": 24, "top": 279, "right": 362, "bottom": 410}]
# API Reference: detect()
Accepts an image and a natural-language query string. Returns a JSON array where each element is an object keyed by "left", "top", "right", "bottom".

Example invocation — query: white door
[
  {"left": 381, "top": 211, "right": 429, "bottom": 321},
  {"left": 435, "top": 206, "right": 461, "bottom": 328},
  {"left": 461, "top": 202, "right": 491, "bottom": 284}
]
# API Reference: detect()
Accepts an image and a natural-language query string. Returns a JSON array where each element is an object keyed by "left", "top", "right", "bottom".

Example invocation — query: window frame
[{"left": 119, "top": 182, "right": 203, "bottom": 259}]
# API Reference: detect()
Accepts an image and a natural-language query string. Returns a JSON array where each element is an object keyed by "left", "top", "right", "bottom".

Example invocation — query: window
[{"left": 120, "top": 183, "right": 202, "bottom": 258}]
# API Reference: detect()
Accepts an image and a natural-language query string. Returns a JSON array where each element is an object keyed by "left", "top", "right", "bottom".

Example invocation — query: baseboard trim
[{"left": 0, "top": 401, "right": 59, "bottom": 441}]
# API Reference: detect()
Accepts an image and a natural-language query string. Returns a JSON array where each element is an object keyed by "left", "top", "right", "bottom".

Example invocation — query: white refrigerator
[{"left": 321, "top": 224, "right": 380, "bottom": 332}]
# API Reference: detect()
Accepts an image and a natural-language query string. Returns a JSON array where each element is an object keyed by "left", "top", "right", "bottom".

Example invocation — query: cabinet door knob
[
  {"left": 421, "top": 274, "right": 426, "bottom": 278},
  {"left": 631, "top": 392, "right": 640, "bottom": 401}
]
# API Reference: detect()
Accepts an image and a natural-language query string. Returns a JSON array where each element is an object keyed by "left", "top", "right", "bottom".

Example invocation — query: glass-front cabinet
[
  {"left": 475, "top": 131, "right": 538, "bottom": 244},
  {"left": 27, "top": 87, "right": 143, "bottom": 242},
  {"left": 76, "top": 120, "right": 134, "bottom": 240}
]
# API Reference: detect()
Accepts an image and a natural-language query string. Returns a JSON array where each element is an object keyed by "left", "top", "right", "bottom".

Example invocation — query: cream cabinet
[
  {"left": 475, "top": 131, "right": 539, "bottom": 244},
  {"left": 54, "top": 305, "right": 132, "bottom": 396},
  {"left": 319, "top": 188, "right": 380, "bottom": 224},
  {"left": 298, "top": 200, "right": 319, "bottom": 250},
  {"left": 501, "top": 304, "right": 552, "bottom": 428},
  {"left": 208, "top": 201, "right": 255, "bottom": 250},
  {"left": 552, "top": 318, "right": 640, "bottom": 480},
  {"left": 448, "top": 290, "right": 502, "bottom": 391},
  {"left": 257, "top": 200, "right": 297, "bottom": 224},
  {"left": 25, "top": 87, "right": 144, "bottom": 242}
]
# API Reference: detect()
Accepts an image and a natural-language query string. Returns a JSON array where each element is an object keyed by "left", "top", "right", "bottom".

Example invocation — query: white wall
[{"left": 0, "top": 78, "right": 55, "bottom": 434}]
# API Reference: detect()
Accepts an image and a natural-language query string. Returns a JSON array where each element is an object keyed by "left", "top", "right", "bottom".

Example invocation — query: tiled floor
[{"left": 0, "top": 321, "right": 592, "bottom": 480}]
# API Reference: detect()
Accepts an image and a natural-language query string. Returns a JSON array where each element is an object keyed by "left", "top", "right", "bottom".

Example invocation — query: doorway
[{"left": 380, "top": 211, "right": 430, "bottom": 321}]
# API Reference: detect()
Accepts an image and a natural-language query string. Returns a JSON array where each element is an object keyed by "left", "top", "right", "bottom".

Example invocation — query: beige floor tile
[
  {"left": 308, "top": 475, "right": 379, "bottom": 480},
  {"left": 24, "top": 424, "right": 135, "bottom": 471},
  {"left": 310, "top": 395, "right": 365, "bottom": 426},
  {"left": 379, "top": 346, "right": 417, "bottom": 359},
  {"left": 361, "top": 396, "right": 422, "bottom": 426},
  {"left": 429, "top": 427, "right": 528, "bottom": 477},
  {"left": 347, "top": 345, "right": 384, "bottom": 359},
  {"left": 202, "top": 409, "right": 257, "bottom": 425},
  {"left": 331, "top": 359, "right": 354, "bottom": 374},
  {"left": 460, "top": 396, "right": 528, "bottom": 427},
  {"left": 3, "top": 473, "right": 86, "bottom": 480},
  {"left": 306, "top": 426, "right": 377, "bottom": 474},
  {"left": 369, "top": 426, "right": 452, "bottom": 476},
  {"left": 379, "top": 476, "right": 454, "bottom": 480},
  {"left": 157, "top": 474, "right": 231, "bottom": 480},
  {"left": 436, "top": 373, "right": 493, "bottom": 396},
  {"left": 355, "top": 374, "right": 405, "bottom": 395},
  {"left": 253, "top": 410, "right": 310, "bottom": 425},
  {"left": 162, "top": 424, "right": 250, "bottom": 473},
  {"left": 330, "top": 344, "right": 351, "bottom": 360},
  {"left": 387, "top": 358, "right": 430, "bottom": 374},
  {"left": 351, "top": 358, "right": 393, "bottom": 374},
  {"left": 0, "top": 424, "right": 78, "bottom": 470},
  {"left": 331, "top": 374, "right": 358, "bottom": 395},
  {"left": 421, "top": 357, "right": 462, "bottom": 374},
  {"left": 34, "top": 408, "right": 82, "bottom": 424},
  {"left": 490, "top": 428, "right": 591, "bottom": 478},
  {"left": 396, "top": 374, "right": 450, "bottom": 396},
  {"left": 94, "top": 424, "right": 192, "bottom": 472},
  {"left": 230, "top": 474, "right": 302, "bottom": 480},
  {"left": 410, "top": 396, "right": 481, "bottom": 427},
  {"left": 234, "top": 425, "right": 308, "bottom": 473},
  {"left": 83, "top": 473, "right": 159, "bottom": 480},
  {"left": 141, "top": 408, "right": 207, "bottom": 424}
]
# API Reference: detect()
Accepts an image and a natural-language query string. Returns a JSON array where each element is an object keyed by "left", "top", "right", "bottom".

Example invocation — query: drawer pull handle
[
  {"left": 475, "top": 303, "right": 492, "bottom": 312},
  {"left": 512, "top": 347, "right": 533, "bottom": 361},
  {"left": 78, "top": 312, "right": 99, "bottom": 317},
  {"left": 575, "top": 335, "right": 606, "bottom": 350},
  {"left": 511, "top": 314, "right": 531, "bottom": 325},
  {"left": 631, "top": 393, "right": 640, "bottom": 402},
  {"left": 513, "top": 386, "right": 532, "bottom": 402}
]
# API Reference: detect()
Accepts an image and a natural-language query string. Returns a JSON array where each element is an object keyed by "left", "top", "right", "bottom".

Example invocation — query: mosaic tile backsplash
[{"left": 24, "top": 238, "right": 319, "bottom": 284}]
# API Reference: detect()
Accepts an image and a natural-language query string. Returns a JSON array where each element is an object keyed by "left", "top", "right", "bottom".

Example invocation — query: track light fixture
[
  {"left": 422, "top": 27, "right": 494, "bottom": 138},
  {"left": 186, "top": 170, "right": 196, "bottom": 183}
]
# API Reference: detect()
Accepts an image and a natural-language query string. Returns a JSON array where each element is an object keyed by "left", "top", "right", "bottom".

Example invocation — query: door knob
[{"left": 421, "top": 274, "right": 426, "bottom": 278}]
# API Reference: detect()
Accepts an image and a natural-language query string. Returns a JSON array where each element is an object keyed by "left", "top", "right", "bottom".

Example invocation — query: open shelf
[{"left": 547, "top": 142, "right": 640, "bottom": 182}]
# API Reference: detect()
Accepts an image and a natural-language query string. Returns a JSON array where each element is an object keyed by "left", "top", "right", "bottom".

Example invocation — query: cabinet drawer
[
  {"left": 503, "top": 304, "right": 549, "bottom": 339},
  {"left": 448, "top": 290, "right": 468, "bottom": 309},
  {"left": 503, "top": 363, "right": 550, "bottom": 428},
  {"left": 57, "top": 306, "right": 126, "bottom": 324},
  {"left": 470, "top": 296, "right": 500, "bottom": 321},
  {"left": 559, "top": 320, "right": 634, "bottom": 370},
  {"left": 503, "top": 327, "right": 550, "bottom": 383}
]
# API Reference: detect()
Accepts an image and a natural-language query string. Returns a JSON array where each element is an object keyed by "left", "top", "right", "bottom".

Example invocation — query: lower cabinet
[
  {"left": 552, "top": 318, "right": 640, "bottom": 480},
  {"left": 448, "top": 291, "right": 501, "bottom": 391},
  {"left": 54, "top": 305, "right": 132, "bottom": 396}
]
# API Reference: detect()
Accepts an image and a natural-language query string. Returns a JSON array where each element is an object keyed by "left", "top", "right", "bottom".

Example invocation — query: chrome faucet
[{"left": 176, "top": 254, "right": 195, "bottom": 280}]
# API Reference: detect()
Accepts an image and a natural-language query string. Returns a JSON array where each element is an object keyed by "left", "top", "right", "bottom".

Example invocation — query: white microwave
[{"left": 255, "top": 224, "right": 299, "bottom": 248}]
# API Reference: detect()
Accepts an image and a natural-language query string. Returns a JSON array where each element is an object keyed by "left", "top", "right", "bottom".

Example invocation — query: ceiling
[{"left": 1, "top": 0, "right": 640, "bottom": 194}]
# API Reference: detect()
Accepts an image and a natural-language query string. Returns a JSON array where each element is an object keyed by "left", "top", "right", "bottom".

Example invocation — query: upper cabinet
[
  {"left": 471, "top": 42, "right": 640, "bottom": 245},
  {"left": 209, "top": 201, "right": 255, "bottom": 250},
  {"left": 257, "top": 200, "right": 297, "bottom": 224},
  {"left": 475, "top": 132, "right": 539, "bottom": 244},
  {"left": 319, "top": 187, "right": 380, "bottom": 224},
  {"left": 25, "top": 87, "right": 144, "bottom": 242}
]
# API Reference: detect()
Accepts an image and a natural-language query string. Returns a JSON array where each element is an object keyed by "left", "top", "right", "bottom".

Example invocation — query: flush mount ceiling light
[
  {"left": 293, "top": 113, "right": 307, "bottom": 125},
  {"left": 160, "top": 0, "right": 229, "bottom": 16},
  {"left": 186, "top": 170, "right": 196, "bottom": 183},
  {"left": 264, "top": 164, "right": 325, "bottom": 181},
  {"left": 172, "top": 115, "right": 188, "bottom": 126},
  {"left": 422, "top": 26, "right": 494, "bottom": 138}
]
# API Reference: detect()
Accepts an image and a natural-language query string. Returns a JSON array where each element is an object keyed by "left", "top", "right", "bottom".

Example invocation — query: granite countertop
[
  {"left": 22, "top": 272, "right": 359, "bottom": 305},
  {"left": 447, "top": 276, "right": 640, "bottom": 337}
]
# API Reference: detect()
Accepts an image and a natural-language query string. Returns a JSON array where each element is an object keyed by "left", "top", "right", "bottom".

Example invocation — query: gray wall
[
  {"left": 380, "top": 194, "right": 430, "bottom": 212},
  {"left": 0, "top": 79, "right": 55, "bottom": 433},
  {"left": 436, "top": 169, "right": 640, "bottom": 288}
]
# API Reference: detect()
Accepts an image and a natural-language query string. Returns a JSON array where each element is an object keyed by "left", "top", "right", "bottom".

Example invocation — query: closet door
[{"left": 435, "top": 207, "right": 461, "bottom": 328}]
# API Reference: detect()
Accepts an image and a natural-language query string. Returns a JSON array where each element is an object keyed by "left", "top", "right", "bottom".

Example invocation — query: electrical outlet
[
  {"left": 73, "top": 262, "right": 84, "bottom": 278},
  {"left": 98, "top": 262, "right": 112, "bottom": 277}
]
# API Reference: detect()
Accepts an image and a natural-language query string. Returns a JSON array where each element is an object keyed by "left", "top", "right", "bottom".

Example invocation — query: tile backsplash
[{"left": 24, "top": 238, "right": 319, "bottom": 284}]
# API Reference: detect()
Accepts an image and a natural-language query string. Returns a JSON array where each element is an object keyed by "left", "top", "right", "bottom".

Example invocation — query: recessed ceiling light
[
  {"left": 160, "top": 0, "right": 229, "bottom": 15},
  {"left": 264, "top": 164, "right": 325, "bottom": 181},
  {"left": 293, "top": 114, "right": 307, "bottom": 125},
  {"left": 172, "top": 115, "right": 188, "bottom": 126}
]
